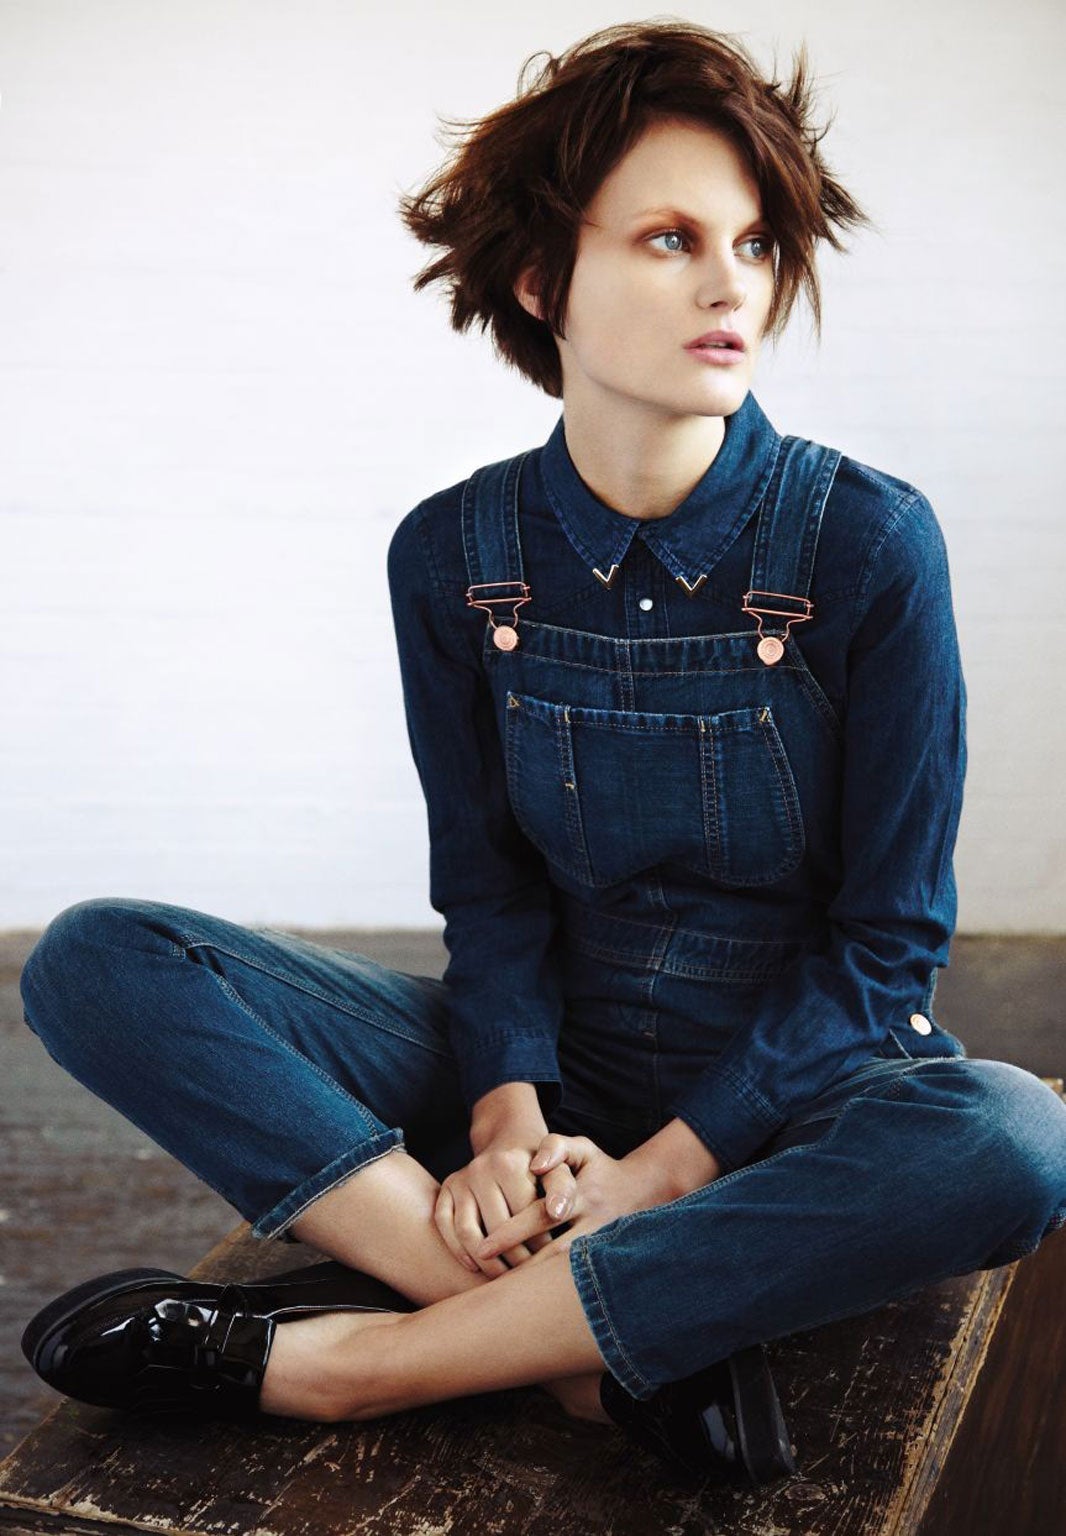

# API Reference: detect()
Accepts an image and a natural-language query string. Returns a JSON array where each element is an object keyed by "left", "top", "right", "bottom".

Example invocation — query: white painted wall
[{"left": 2, "top": 0, "right": 1063, "bottom": 930}]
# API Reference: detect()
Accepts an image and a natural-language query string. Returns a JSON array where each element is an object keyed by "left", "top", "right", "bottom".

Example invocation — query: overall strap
[
  {"left": 460, "top": 452, "right": 529, "bottom": 586},
  {"left": 744, "top": 436, "right": 843, "bottom": 653},
  {"left": 460, "top": 451, "right": 531, "bottom": 649}
]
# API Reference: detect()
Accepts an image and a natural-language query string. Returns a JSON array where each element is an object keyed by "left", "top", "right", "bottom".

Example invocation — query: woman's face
[{"left": 529, "top": 116, "right": 776, "bottom": 421}]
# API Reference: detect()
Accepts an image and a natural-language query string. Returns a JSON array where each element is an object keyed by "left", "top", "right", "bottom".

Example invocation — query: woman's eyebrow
[{"left": 630, "top": 205, "right": 768, "bottom": 230}]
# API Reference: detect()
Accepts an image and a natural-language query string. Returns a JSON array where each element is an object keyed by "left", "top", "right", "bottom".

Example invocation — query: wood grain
[{"left": 2, "top": 1087, "right": 1061, "bottom": 1536}]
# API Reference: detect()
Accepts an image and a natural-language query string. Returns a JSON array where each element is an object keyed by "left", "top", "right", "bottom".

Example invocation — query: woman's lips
[{"left": 685, "top": 343, "right": 746, "bottom": 366}]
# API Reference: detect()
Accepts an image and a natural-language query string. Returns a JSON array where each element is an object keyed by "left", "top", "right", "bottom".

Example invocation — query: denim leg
[
  {"left": 567, "top": 1058, "right": 1066, "bottom": 1398},
  {"left": 19, "top": 897, "right": 471, "bottom": 1240}
]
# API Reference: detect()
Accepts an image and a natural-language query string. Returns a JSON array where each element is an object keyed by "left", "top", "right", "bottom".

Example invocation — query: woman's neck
[{"left": 559, "top": 396, "right": 727, "bottom": 522}]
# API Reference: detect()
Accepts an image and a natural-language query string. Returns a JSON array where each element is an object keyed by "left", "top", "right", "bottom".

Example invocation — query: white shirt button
[
  {"left": 909, "top": 1013, "right": 933, "bottom": 1035},
  {"left": 638, "top": 597, "right": 654, "bottom": 611}
]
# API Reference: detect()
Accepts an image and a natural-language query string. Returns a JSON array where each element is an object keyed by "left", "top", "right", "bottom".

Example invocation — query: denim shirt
[{"left": 386, "top": 390, "right": 969, "bottom": 1172}]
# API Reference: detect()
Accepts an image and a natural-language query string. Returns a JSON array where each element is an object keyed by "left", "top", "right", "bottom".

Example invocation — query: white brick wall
[{"left": 3, "top": 1, "right": 1063, "bottom": 930}]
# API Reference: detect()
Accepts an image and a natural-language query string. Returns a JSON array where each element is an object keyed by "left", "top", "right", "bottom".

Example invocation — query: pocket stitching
[
  {"left": 505, "top": 691, "right": 806, "bottom": 891},
  {"left": 558, "top": 704, "right": 595, "bottom": 885},
  {"left": 505, "top": 693, "right": 595, "bottom": 884},
  {"left": 760, "top": 708, "right": 807, "bottom": 870},
  {"left": 699, "top": 718, "right": 722, "bottom": 875},
  {"left": 711, "top": 706, "right": 806, "bottom": 887}
]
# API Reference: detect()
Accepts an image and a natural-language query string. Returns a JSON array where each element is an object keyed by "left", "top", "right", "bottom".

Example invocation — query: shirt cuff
[
  {"left": 453, "top": 1030, "right": 563, "bottom": 1121},
  {"left": 666, "top": 1065, "right": 782, "bottom": 1175}
]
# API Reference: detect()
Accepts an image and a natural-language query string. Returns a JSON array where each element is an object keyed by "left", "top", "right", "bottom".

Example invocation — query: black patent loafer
[
  {"left": 599, "top": 1342, "right": 798, "bottom": 1485},
  {"left": 21, "top": 1260, "right": 414, "bottom": 1418}
]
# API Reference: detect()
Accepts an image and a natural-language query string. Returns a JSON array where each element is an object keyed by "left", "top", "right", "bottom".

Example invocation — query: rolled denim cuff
[
  {"left": 568, "top": 1231, "right": 657, "bottom": 1400},
  {"left": 251, "top": 1127, "right": 406, "bottom": 1241}
]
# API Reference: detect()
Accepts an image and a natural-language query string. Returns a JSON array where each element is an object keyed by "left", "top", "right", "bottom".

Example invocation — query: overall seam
[
  {"left": 178, "top": 934, "right": 453, "bottom": 1059},
  {"left": 207, "top": 973, "right": 387, "bottom": 1138}
]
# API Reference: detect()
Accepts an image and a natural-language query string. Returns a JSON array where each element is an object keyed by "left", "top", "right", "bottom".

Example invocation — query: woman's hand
[
  {"left": 469, "top": 1132, "right": 669, "bottom": 1268},
  {"left": 434, "top": 1130, "right": 567, "bottom": 1277},
  {"left": 432, "top": 1081, "right": 566, "bottom": 1278}
]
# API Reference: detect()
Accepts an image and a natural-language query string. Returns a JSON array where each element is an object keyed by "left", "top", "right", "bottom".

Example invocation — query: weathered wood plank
[
  {"left": 0, "top": 1238, "right": 1023, "bottom": 1535},
  {"left": 3, "top": 1083, "right": 1062, "bottom": 1536},
  {"left": 919, "top": 1224, "right": 1066, "bottom": 1536}
]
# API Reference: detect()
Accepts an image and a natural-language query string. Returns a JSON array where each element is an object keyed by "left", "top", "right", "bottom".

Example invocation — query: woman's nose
[{"left": 693, "top": 254, "right": 747, "bottom": 313}]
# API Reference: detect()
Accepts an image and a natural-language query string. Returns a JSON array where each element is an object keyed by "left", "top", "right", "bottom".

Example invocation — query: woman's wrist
[
  {"left": 622, "top": 1117, "right": 724, "bottom": 1203},
  {"left": 469, "top": 1081, "right": 548, "bottom": 1153}
]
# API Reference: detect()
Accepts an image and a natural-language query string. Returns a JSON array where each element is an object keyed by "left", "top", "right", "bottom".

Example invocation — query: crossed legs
[
  {"left": 18, "top": 899, "right": 615, "bottom": 1424},
  {"left": 25, "top": 903, "right": 1066, "bottom": 1428},
  {"left": 269, "top": 1145, "right": 610, "bottom": 1421}
]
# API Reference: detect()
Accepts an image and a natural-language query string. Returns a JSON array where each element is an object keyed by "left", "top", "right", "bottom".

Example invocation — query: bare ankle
[
  {"left": 541, "top": 1370, "right": 612, "bottom": 1424},
  {"left": 259, "top": 1310, "right": 401, "bottom": 1422}
]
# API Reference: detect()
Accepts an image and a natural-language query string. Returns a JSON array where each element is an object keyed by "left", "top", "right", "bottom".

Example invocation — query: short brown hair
[{"left": 398, "top": 20, "right": 872, "bottom": 398}]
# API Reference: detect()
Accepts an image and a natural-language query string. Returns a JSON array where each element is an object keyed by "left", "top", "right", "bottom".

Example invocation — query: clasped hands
[{"left": 433, "top": 1129, "right": 662, "bottom": 1279}]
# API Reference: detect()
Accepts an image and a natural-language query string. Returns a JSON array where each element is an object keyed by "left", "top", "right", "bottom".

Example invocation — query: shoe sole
[
  {"left": 727, "top": 1344, "right": 798, "bottom": 1483},
  {"left": 21, "top": 1268, "right": 180, "bottom": 1373}
]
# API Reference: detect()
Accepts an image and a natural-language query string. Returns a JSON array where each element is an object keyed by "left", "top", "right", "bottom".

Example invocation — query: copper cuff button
[{"left": 909, "top": 1012, "right": 933, "bottom": 1035}]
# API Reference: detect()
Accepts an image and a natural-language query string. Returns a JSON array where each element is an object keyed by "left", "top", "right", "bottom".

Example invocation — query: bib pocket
[{"left": 504, "top": 690, "right": 805, "bottom": 890}]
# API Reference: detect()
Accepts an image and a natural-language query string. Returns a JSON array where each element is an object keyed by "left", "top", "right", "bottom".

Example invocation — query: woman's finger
[
  {"left": 524, "top": 1229, "right": 556, "bottom": 1253},
  {"left": 433, "top": 1184, "right": 482, "bottom": 1273},
  {"left": 450, "top": 1185, "right": 514, "bottom": 1277},
  {"left": 541, "top": 1163, "right": 578, "bottom": 1220},
  {"left": 455, "top": 1168, "right": 544, "bottom": 1273},
  {"left": 472, "top": 1206, "right": 545, "bottom": 1261},
  {"left": 474, "top": 1198, "right": 539, "bottom": 1270},
  {"left": 468, "top": 1168, "right": 547, "bottom": 1269},
  {"left": 475, "top": 1183, "right": 578, "bottom": 1260},
  {"left": 436, "top": 1182, "right": 508, "bottom": 1277},
  {"left": 531, "top": 1134, "right": 597, "bottom": 1177},
  {"left": 529, "top": 1137, "right": 572, "bottom": 1218},
  {"left": 522, "top": 1205, "right": 599, "bottom": 1267},
  {"left": 529, "top": 1134, "right": 570, "bottom": 1174}
]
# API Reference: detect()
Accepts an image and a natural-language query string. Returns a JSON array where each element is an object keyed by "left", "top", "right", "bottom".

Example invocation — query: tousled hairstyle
[{"left": 398, "top": 19, "right": 873, "bottom": 399}]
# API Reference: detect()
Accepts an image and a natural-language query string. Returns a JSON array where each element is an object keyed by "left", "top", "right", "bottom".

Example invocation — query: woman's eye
[
  {"left": 647, "top": 230, "right": 775, "bottom": 260},
  {"left": 741, "top": 235, "right": 775, "bottom": 261},
  {"left": 647, "top": 229, "right": 691, "bottom": 254}
]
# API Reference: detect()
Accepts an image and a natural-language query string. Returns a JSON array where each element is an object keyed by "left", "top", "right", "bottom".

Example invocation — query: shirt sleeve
[
  {"left": 665, "top": 488, "right": 968, "bottom": 1173},
  {"left": 386, "top": 502, "right": 565, "bottom": 1122}
]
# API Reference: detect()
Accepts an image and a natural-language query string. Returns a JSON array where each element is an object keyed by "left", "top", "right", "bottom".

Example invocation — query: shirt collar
[{"left": 537, "top": 390, "right": 781, "bottom": 592}]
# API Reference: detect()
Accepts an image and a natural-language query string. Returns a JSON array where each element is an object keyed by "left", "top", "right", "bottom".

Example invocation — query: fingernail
[{"left": 548, "top": 1196, "right": 568, "bottom": 1218}]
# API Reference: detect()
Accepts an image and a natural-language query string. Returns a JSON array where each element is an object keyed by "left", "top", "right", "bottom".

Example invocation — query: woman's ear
[{"left": 514, "top": 266, "right": 545, "bottom": 322}]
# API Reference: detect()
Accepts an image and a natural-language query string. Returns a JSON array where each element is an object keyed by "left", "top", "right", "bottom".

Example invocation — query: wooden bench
[{"left": 2, "top": 1081, "right": 1063, "bottom": 1536}]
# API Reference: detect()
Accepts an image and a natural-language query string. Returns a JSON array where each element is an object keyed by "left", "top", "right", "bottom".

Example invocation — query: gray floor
[{"left": 2, "top": 923, "right": 1063, "bottom": 1456}]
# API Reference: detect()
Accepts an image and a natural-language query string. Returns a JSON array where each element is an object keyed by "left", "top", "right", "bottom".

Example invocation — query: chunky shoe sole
[
  {"left": 22, "top": 1268, "right": 180, "bottom": 1378},
  {"left": 600, "top": 1343, "right": 797, "bottom": 1485},
  {"left": 726, "top": 1343, "right": 798, "bottom": 1482},
  {"left": 21, "top": 1260, "right": 411, "bottom": 1417},
  {"left": 22, "top": 1260, "right": 406, "bottom": 1375}
]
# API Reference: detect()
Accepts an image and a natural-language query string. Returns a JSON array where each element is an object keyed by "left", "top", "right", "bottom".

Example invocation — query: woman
[{"left": 20, "top": 20, "right": 1066, "bottom": 1488}]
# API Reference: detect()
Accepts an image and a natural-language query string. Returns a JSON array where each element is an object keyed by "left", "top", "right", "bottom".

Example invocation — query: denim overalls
[
  {"left": 461, "top": 435, "right": 962, "bottom": 1152},
  {"left": 19, "top": 427, "right": 1066, "bottom": 1401},
  {"left": 453, "top": 432, "right": 1066, "bottom": 1393}
]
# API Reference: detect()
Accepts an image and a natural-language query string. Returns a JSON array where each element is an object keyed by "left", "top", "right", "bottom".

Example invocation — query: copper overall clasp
[
  {"left": 465, "top": 580, "right": 532, "bottom": 651},
  {"left": 741, "top": 589, "right": 813, "bottom": 666}
]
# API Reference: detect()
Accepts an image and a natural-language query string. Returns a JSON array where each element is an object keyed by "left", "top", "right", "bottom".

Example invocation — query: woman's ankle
[
  {"left": 540, "top": 1370, "right": 613, "bottom": 1424},
  {"left": 259, "top": 1309, "right": 401, "bottom": 1421}
]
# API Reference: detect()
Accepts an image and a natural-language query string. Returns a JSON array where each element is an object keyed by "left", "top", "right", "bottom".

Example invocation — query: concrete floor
[{"left": 2, "top": 923, "right": 1064, "bottom": 1457}]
